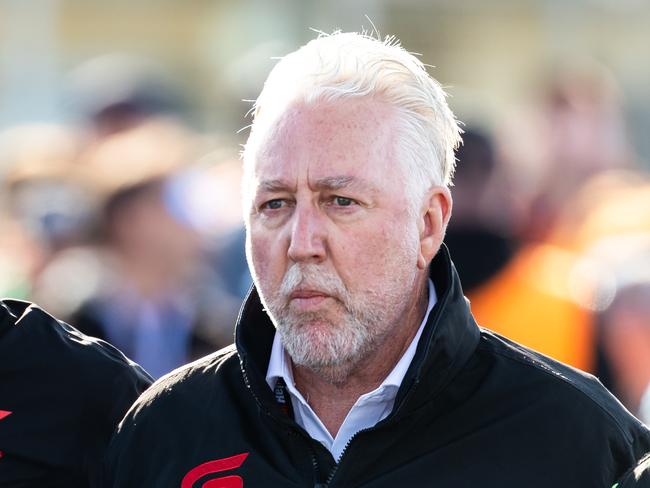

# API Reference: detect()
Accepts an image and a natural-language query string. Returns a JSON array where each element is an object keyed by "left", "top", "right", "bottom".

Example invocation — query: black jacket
[
  {"left": 103, "top": 247, "right": 650, "bottom": 487},
  {"left": 0, "top": 299, "right": 152, "bottom": 487},
  {"left": 616, "top": 453, "right": 650, "bottom": 487}
]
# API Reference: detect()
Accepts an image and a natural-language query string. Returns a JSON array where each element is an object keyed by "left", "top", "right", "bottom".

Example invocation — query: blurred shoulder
[
  {"left": 0, "top": 298, "right": 151, "bottom": 385},
  {"left": 119, "top": 344, "right": 239, "bottom": 424},
  {"left": 1, "top": 299, "right": 152, "bottom": 433}
]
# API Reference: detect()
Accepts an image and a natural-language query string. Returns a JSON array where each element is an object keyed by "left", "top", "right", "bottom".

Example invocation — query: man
[
  {"left": 103, "top": 32, "right": 650, "bottom": 487},
  {"left": 0, "top": 299, "right": 151, "bottom": 486}
]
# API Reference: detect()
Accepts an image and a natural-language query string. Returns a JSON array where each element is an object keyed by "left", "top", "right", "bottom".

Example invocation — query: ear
[{"left": 417, "top": 186, "right": 452, "bottom": 270}]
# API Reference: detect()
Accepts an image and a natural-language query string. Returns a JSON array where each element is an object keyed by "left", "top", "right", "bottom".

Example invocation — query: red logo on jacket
[
  {"left": 0, "top": 411, "right": 11, "bottom": 460},
  {"left": 181, "top": 452, "right": 249, "bottom": 488}
]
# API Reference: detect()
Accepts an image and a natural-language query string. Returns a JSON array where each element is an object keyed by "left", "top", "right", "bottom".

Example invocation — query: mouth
[{"left": 288, "top": 289, "right": 334, "bottom": 310}]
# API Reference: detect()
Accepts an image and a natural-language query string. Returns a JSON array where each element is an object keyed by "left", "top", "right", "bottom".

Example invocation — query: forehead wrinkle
[{"left": 313, "top": 175, "right": 379, "bottom": 194}]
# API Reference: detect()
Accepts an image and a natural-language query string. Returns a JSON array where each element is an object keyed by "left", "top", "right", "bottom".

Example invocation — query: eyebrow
[
  {"left": 258, "top": 175, "right": 377, "bottom": 194},
  {"left": 314, "top": 175, "right": 357, "bottom": 191},
  {"left": 258, "top": 179, "right": 293, "bottom": 193}
]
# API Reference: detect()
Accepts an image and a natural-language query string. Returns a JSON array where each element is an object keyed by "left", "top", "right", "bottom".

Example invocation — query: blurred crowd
[
  {"left": 0, "top": 55, "right": 648, "bottom": 424},
  {"left": 448, "top": 63, "right": 650, "bottom": 425},
  {"left": 0, "top": 56, "right": 252, "bottom": 380}
]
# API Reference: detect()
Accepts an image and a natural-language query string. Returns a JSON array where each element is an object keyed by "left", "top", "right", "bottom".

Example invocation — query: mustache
[{"left": 279, "top": 265, "right": 347, "bottom": 301}]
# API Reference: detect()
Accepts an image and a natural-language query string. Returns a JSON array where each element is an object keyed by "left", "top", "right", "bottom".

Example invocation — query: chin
[{"left": 280, "top": 321, "right": 370, "bottom": 377}]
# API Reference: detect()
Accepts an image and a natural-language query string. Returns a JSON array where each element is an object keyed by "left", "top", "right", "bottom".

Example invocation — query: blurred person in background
[
  {"left": 444, "top": 128, "right": 518, "bottom": 294},
  {"left": 64, "top": 119, "right": 236, "bottom": 379},
  {"left": 0, "top": 298, "right": 151, "bottom": 487},
  {"left": 0, "top": 56, "right": 245, "bottom": 379},
  {"left": 446, "top": 124, "right": 595, "bottom": 371},
  {"left": 0, "top": 124, "right": 91, "bottom": 301},
  {"left": 586, "top": 232, "right": 650, "bottom": 425},
  {"left": 602, "top": 278, "right": 650, "bottom": 426},
  {"left": 545, "top": 171, "right": 650, "bottom": 400},
  {"left": 193, "top": 151, "right": 253, "bottom": 306},
  {"left": 466, "top": 63, "right": 639, "bottom": 372},
  {"left": 500, "top": 60, "right": 632, "bottom": 243},
  {"left": 68, "top": 54, "right": 189, "bottom": 139}
]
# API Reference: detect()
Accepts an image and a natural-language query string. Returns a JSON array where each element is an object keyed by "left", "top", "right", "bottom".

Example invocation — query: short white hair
[{"left": 243, "top": 31, "right": 462, "bottom": 197}]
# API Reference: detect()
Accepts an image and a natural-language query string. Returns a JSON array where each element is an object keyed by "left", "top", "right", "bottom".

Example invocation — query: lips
[
  {"left": 289, "top": 289, "right": 330, "bottom": 300},
  {"left": 288, "top": 289, "right": 334, "bottom": 310}
]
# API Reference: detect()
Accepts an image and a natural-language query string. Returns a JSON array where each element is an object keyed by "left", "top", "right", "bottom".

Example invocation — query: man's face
[{"left": 245, "top": 98, "right": 425, "bottom": 381}]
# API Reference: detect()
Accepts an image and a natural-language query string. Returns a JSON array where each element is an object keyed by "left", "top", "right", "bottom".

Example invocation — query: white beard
[{"left": 262, "top": 257, "right": 418, "bottom": 384}]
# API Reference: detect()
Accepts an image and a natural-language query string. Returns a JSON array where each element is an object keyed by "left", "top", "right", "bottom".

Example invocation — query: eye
[
  {"left": 333, "top": 196, "right": 354, "bottom": 207},
  {"left": 261, "top": 199, "right": 286, "bottom": 210}
]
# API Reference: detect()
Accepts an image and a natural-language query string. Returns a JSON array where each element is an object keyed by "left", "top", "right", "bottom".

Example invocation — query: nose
[{"left": 287, "top": 205, "right": 327, "bottom": 264}]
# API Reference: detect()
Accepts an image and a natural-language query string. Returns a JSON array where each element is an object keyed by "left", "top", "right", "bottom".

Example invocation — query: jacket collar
[{"left": 235, "top": 244, "right": 481, "bottom": 416}]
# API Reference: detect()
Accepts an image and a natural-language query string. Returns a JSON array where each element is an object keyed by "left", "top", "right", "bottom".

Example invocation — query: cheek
[
  {"left": 336, "top": 220, "right": 417, "bottom": 285},
  {"left": 378, "top": 221, "right": 420, "bottom": 270}
]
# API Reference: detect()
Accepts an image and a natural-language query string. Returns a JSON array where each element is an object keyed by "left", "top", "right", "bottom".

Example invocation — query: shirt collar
[{"left": 266, "top": 279, "right": 437, "bottom": 391}]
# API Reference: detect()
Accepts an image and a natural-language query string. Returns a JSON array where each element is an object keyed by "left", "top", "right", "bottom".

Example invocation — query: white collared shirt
[{"left": 266, "top": 279, "right": 437, "bottom": 461}]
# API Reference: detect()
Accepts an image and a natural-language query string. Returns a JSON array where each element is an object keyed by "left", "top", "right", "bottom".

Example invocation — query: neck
[{"left": 293, "top": 274, "right": 430, "bottom": 437}]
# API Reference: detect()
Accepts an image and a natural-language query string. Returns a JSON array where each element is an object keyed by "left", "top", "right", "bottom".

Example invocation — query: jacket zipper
[
  {"left": 310, "top": 446, "right": 328, "bottom": 488},
  {"left": 322, "top": 376, "right": 422, "bottom": 486},
  {"left": 321, "top": 428, "right": 364, "bottom": 486},
  {"left": 242, "top": 356, "right": 422, "bottom": 486}
]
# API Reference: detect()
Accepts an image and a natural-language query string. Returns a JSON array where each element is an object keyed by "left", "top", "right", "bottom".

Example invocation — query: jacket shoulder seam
[{"left": 477, "top": 334, "right": 636, "bottom": 444}]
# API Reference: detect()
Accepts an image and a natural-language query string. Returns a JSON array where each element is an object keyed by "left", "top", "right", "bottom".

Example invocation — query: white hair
[{"left": 242, "top": 31, "right": 462, "bottom": 200}]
